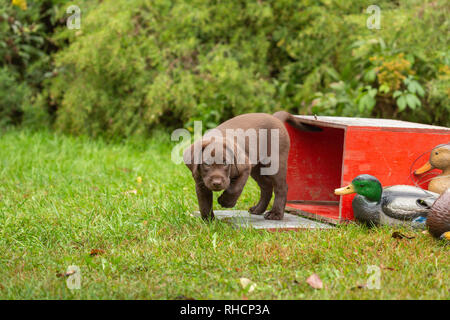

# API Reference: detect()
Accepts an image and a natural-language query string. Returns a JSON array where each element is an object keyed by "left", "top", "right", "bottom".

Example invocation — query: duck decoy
[
  {"left": 414, "top": 143, "right": 450, "bottom": 195},
  {"left": 335, "top": 174, "right": 439, "bottom": 226},
  {"left": 426, "top": 188, "right": 450, "bottom": 240}
]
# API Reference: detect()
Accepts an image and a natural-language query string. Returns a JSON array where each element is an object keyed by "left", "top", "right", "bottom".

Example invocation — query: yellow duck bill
[
  {"left": 414, "top": 161, "right": 433, "bottom": 175},
  {"left": 334, "top": 184, "right": 356, "bottom": 195}
]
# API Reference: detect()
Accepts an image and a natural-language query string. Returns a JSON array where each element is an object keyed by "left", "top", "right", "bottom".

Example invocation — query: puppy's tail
[{"left": 273, "top": 111, "right": 322, "bottom": 132}]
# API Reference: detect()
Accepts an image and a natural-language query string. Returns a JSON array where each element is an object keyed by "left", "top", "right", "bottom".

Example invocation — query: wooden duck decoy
[
  {"left": 334, "top": 174, "right": 439, "bottom": 226},
  {"left": 414, "top": 143, "right": 450, "bottom": 195},
  {"left": 426, "top": 188, "right": 450, "bottom": 240}
]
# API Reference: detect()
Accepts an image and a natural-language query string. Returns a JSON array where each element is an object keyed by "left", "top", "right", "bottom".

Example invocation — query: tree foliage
[
  {"left": 2, "top": 0, "right": 449, "bottom": 137},
  {"left": 0, "top": 0, "right": 67, "bottom": 127}
]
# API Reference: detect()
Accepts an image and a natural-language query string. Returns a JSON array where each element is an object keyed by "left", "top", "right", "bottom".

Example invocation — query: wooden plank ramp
[{"left": 192, "top": 210, "right": 334, "bottom": 231}]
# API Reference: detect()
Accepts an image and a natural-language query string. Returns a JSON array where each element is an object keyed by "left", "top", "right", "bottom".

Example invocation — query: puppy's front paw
[
  {"left": 264, "top": 210, "right": 284, "bottom": 220},
  {"left": 218, "top": 192, "right": 237, "bottom": 208},
  {"left": 201, "top": 211, "right": 215, "bottom": 221}
]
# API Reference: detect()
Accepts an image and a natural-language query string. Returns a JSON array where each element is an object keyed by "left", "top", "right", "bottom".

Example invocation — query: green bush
[
  {"left": 287, "top": 1, "right": 449, "bottom": 126},
  {"left": 45, "top": 0, "right": 280, "bottom": 137},
  {"left": 0, "top": 0, "right": 66, "bottom": 129},
  {"left": 7, "top": 0, "right": 450, "bottom": 136},
  {"left": 0, "top": 67, "right": 30, "bottom": 127}
]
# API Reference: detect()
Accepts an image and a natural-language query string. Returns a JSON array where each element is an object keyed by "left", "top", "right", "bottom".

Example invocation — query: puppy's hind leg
[
  {"left": 249, "top": 166, "right": 273, "bottom": 215},
  {"left": 264, "top": 167, "right": 288, "bottom": 220}
]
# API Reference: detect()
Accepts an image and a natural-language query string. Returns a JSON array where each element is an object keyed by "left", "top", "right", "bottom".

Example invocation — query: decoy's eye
[
  {"left": 435, "top": 152, "right": 439, "bottom": 155},
  {"left": 360, "top": 184, "right": 365, "bottom": 188}
]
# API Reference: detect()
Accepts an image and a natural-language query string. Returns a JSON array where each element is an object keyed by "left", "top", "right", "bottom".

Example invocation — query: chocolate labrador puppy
[{"left": 184, "top": 111, "right": 319, "bottom": 221}]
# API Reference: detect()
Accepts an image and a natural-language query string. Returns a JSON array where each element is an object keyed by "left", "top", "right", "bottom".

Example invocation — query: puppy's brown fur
[{"left": 184, "top": 111, "right": 319, "bottom": 221}]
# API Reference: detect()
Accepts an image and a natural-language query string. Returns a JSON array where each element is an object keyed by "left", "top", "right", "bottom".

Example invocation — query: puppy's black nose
[{"left": 211, "top": 178, "right": 223, "bottom": 189}]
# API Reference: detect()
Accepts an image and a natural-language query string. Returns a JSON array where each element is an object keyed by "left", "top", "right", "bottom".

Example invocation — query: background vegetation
[{"left": 0, "top": 0, "right": 448, "bottom": 138}]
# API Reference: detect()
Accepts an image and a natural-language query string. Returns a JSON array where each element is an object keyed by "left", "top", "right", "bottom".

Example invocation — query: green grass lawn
[{"left": 0, "top": 129, "right": 448, "bottom": 299}]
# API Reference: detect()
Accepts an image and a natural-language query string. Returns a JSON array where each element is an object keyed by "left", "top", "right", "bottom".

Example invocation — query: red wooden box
[{"left": 285, "top": 116, "right": 450, "bottom": 224}]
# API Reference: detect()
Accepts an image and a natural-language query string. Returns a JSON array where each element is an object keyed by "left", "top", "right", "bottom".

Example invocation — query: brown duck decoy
[
  {"left": 426, "top": 188, "right": 450, "bottom": 240},
  {"left": 415, "top": 144, "right": 450, "bottom": 195}
]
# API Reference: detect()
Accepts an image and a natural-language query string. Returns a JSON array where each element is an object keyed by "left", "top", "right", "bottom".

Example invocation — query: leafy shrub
[
  {"left": 0, "top": 0, "right": 66, "bottom": 128},
  {"left": 427, "top": 66, "right": 450, "bottom": 126},
  {"left": 44, "top": 0, "right": 281, "bottom": 138},
  {"left": 303, "top": 0, "right": 449, "bottom": 126},
  {"left": 5, "top": 0, "right": 450, "bottom": 136},
  {"left": 0, "top": 67, "right": 30, "bottom": 127},
  {"left": 43, "top": 0, "right": 386, "bottom": 137}
]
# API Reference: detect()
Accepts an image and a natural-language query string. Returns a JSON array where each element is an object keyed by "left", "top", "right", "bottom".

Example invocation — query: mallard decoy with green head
[{"left": 335, "top": 174, "right": 439, "bottom": 226}]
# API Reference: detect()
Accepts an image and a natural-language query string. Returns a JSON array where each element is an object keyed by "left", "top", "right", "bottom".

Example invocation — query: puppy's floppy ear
[{"left": 183, "top": 139, "right": 211, "bottom": 179}]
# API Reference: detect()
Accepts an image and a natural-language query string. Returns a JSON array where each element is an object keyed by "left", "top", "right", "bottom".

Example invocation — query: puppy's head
[{"left": 184, "top": 138, "right": 238, "bottom": 191}]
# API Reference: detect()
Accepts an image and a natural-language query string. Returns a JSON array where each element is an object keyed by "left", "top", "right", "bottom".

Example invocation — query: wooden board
[{"left": 192, "top": 210, "right": 334, "bottom": 231}]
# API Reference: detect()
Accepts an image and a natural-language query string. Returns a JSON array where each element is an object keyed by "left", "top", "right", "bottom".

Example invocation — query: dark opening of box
[{"left": 285, "top": 123, "right": 345, "bottom": 222}]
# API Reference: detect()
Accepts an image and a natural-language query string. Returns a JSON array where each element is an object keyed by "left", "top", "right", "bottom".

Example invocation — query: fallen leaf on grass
[
  {"left": 90, "top": 249, "right": 105, "bottom": 256},
  {"left": 391, "top": 231, "right": 415, "bottom": 239},
  {"left": 306, "top": 274, "right": 323, "bottom": 289},
  {"left": 380, "top": 263, "right": 397, "bottom": 271},
  {"left": 124, "top": 189, "right": 137, "bottom": 195},
  {"left": 137, "top": 176, "right": 142, "bottom": 184},
  {"left": 351, "top": 283, "right": 367, "bottom": 290},
  {"left": 239, "top": 278, "right": 256, "bottom": 292},
  {"left": 56, "top": 270, "right": 76, "bottom": 278}
]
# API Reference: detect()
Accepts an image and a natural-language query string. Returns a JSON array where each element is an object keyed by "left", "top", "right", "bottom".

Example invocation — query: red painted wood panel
[
  {"left": 285, "top": 123, "right": 344, "bottom": 202},
  {"left": 285, "top": 118, "right": 449, "bottom": 223},
  {"left": 340, "top": 127, "right": 450, "bottom": 220}
]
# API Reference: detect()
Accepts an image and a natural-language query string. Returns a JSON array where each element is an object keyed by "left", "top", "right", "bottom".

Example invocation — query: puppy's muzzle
[{"left": 210, "top": 177, "right": 226, "bottom": 191}]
